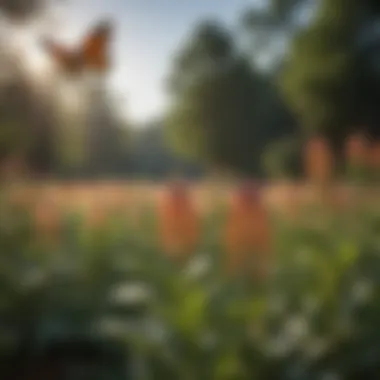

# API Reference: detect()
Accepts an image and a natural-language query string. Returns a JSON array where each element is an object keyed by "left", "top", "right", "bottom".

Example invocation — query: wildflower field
[{"left": 0, "top": 178, "right": 380, "bottom": 379}]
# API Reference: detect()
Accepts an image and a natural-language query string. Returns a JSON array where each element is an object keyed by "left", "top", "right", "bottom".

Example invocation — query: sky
[{"left": 44, "top": 0, "right": 258, "bottom": 124}]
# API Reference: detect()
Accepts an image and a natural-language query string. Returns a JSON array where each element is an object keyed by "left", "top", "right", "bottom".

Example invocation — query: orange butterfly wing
[
  {"left": 42, "top": 39, "right": 82, "bottom": 74},
  {"left": 80, "top": 20, "right": 113, "bottom": 72}
]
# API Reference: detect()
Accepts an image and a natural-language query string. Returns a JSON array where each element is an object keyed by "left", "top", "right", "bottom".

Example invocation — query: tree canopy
[
  {"left": 281, "top": 0, "right": 380, "bottom": 149},
  {"left": 165, "top": 20, "right": 293, "bottom": 176}
]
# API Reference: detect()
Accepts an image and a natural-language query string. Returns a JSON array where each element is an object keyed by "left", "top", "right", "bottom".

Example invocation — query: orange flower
[
  {"left": 0, "top": 153, "right": 27, "bottom": 181},
  {"left": 344, "top": 133, "right": 369, "bottom": 168},
  {"left": 304, "top": 136, "right": 334, "bottom": 184},
  {"left": 367, "top": 140, "right": 380, "bottom": 171},
  {"left": 224, "top": 182, "right": 272, "bottom": 277},
  {"left": 157, "top": 181, "right": 200, "bottom": 260}
]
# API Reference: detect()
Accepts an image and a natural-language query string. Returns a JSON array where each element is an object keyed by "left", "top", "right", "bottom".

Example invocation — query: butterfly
[{"left": 41, "top": 19, "right": 113, "bottom": 76}]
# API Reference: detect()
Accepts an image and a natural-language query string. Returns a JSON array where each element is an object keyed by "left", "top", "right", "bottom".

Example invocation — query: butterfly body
[{"left": 42, "top": 20, "right": 113, "bottom": 76}]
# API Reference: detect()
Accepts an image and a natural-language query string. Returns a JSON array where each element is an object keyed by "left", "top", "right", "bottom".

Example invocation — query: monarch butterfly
[{"left": 41, "top": 19, "right": 113, "bottom": 76}]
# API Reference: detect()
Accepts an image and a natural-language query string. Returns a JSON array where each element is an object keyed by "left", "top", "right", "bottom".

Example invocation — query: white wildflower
[
  {"left": 110, "top": 282, "right": 152, "bottom": 304},
  {"left": 184, "top": 254, "right": 211, "bottom": 278},
  {"left": 283, "top": 314, "right": 309, "bottom": 342}
]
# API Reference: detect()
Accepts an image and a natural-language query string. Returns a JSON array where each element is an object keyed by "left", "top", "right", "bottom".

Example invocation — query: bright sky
[{"left": 42, "top": 0, "right": 257, "bottom": 124}]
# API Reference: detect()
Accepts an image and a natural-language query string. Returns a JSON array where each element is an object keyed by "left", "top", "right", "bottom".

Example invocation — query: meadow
[{"left": 1, "top": 179, "right": 380, "bottom": 379}]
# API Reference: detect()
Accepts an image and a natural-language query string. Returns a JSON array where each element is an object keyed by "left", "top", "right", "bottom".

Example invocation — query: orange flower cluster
[
  {"left": 344, "top": 133, "right": 368, "bottom": 168},
  {"left": 367, "top": 141, "right": 380, "bottom": 172},
  {"left": 224, "top": 182, "right": 272, "bottom": 277},
  {"left": 302, "top": 132, "right": 380, "bottom": 183},
  {"left": 157, "top": 181, "right": 200, "bottom": 260},
  {"left": 7, "top": 180, "right": 275, "bottom": 278},
  {"left": 304, "top": 136, "right": 334, "bottom": 184},
  {"left": 344, "top": 133, "right": 380, "bottom": 179},
  {"left": 157, "top": 181, "right": 273, "bottom": 276}
]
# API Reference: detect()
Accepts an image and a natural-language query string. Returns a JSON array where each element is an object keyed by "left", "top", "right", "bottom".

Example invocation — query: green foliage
[
  {"left": 240, "top": 0, "right": 308, "bottom": 72},
  {"left": 262, "top": 136, "right": 303, "bottom": 178},
  {"left": 280, "top": 0, "right": 380, "bottom": 146},
  {"left": 280, "top": 0, "right": 358, "bottom": 141},
  {"left": 166, "top": 20, "right": 274, "bottom": 176},
  {"left": 0, "top": 186, "right": 379, "bottom": 378}
]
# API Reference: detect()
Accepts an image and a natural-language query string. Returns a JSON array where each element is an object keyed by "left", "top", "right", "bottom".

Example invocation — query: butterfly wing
[
  {"left": 80, "top": 20, "right": 113, "bottom": 72},
  {"left": 42, "top": 39, "right": 81, "bottom": 74}
]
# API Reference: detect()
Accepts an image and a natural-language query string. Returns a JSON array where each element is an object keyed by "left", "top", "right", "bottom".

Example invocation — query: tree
[
  {"left": 0, "top": 0, "right": 64, "bottom": 177},
  {"left": 0, "top": 63, "right": 58, "bottom": 175},
  {"left": 280, "top": 0, "right": 380, "bottom": 150},
  {"left": 236, "top": 0, "right": 306, "bottom": 177},
  {"left": 165, "top": 20, "right": 272, "bottom": 176},
  {"left": 81, "top": 88, "right": 131, "bottom": 178},
  {"left": 240, "top": 0, "right": 310, "bottom": 72}
]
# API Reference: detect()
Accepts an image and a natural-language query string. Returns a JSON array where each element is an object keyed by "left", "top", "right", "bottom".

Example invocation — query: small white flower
[
  {"left": 266, "top": 315, "right": 310, "bottom": 357},
  {"left": 283, "top": 314, "right": 309, "bottom": 342},
  {"left": 266, "top": 334, "right": 292, "bottom": 357},
  {"left": 110, "top": 282, "right": 152, "bottom": 304},
  {"left": 184, "top": 254, "right": 211, "bottom": 278}
]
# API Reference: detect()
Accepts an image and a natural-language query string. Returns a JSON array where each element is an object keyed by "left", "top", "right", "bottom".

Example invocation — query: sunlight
[
  {"left": 58, "top": 81, "right": 87, "bottom": 114},
  {"left": 4, "top": 24, "right": 53, "bottom": 82},
  {"left": 0, "top": 19, "right": 101, "bottom": 116}
]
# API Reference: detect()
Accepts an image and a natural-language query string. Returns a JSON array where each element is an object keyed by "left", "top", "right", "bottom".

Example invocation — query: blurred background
[
  {"left": 1, "top": 0, "right": 380, "bottom": 379},
  {"left": 0, "top": 0, "right": 378, "bottom": 181}
]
